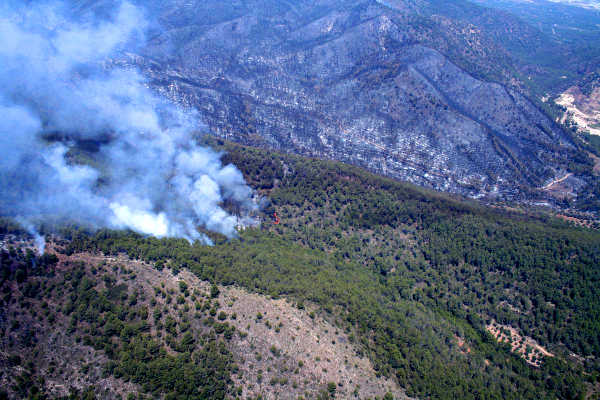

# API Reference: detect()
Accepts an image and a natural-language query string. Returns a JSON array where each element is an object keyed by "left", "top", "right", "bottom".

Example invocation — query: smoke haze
[{"left": 0, "top": 0, "right": 256, "bottom": 248}]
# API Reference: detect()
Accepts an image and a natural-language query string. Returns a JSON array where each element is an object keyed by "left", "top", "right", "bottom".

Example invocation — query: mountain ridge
[{"left": 84, "top": 0, "right": 597, "bottom": 204}]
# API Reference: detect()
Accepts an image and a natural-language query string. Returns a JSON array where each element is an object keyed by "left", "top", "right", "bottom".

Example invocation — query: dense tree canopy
[{"left": 58, "top": 141, "right": 600, "bottom": 399}]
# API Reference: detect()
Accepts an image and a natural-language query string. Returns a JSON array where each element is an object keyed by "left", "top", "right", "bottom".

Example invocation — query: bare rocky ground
[{"left": 0, "top": 238, "right": 408, "bottom": 399}]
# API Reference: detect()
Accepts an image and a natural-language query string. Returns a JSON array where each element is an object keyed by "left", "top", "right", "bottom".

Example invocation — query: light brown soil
[
  {"left": 556, "top": 86, "right": 600, "bottom": 136},
  {"left": 78, "top": 252, "right": 408, "bottom": 400},
  {"left": 486, "top": 321, "right": 553, "bottom": 367},
  {"left": 1, "top": 236, "right": 409, "bottom": 400},
  {"left": 555, "top": 213, "right": 596, "bottom": 228},
  {"left": 455, "top": 335, "right": 471, "bottom": 355}
]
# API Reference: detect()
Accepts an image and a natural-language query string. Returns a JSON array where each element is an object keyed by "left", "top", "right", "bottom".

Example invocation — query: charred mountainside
[{"left": 77, "top": 0, "right": 593, "bottom": 201}]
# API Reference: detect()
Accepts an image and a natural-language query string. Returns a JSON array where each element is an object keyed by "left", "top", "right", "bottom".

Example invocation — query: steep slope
[
  {"left": 2, "top": 141, "right": 599, "bottom": 398},
  {"left": 73, "top": 0, "right": 591, "bottom": 202},
  {"left": 0, "top": 235, "right": 405, "bottom": 399},
  {"left": 470, "top": 0, "right": 600, "bottom": 109},
  {"left": 10, "top": 140, "right": 593, "bottom": 399}
]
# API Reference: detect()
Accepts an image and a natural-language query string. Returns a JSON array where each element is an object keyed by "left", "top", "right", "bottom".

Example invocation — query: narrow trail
[{"left": 543, "top": 173, "right": 573, "bottom": 190}]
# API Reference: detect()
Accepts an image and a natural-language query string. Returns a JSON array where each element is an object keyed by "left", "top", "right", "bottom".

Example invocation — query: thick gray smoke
[{"left": 0, "top": 1, "right": 256, "bottom": 249}]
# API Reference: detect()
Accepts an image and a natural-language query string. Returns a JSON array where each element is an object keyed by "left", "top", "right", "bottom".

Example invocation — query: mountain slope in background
[
  {"left": 72, "top": 0, "right": 596, "bottom": 203},
  {"left": 549, "top": 0, "right": 600, "bottom": 10},
  {"left": 470, "top": 0, "right": 600, "bottom": 99}
]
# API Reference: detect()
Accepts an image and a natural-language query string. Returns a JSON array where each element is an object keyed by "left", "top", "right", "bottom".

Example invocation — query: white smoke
[{"left": 0, "top": 0, "right": 256, "bottom": 249}]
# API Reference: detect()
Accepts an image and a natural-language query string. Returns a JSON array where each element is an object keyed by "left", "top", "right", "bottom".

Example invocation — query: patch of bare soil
[
  {"left": 542, "top": 173, "right": 573, "bottom": 191},
  {"left": 555, "top": 213, "right": 596, "bottom": 228},
  {"left": 1, "top": 236, "right": 408, "bottom": 400},
  {"left": 0, "top": 252, "right": 138, "bottom": 398},
  {"left": 541, "top": 172, "right": 579, "bottom": 199},
  {"left": 455, "top": 335, "right": 471, "bottom": 355},
  {"left": 80, "top": 252, "right": 408, "bottom": 400},
  {"left": 556, "top": 86, "right": 600, "bottom": 136},
  {"left": 486, "top": 321, "right": 553, "bottom": 367}
]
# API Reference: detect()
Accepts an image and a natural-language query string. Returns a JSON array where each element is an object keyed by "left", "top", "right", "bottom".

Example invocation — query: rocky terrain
[{"left": 71, "top": 0, "right": 593, "bottom": 202}]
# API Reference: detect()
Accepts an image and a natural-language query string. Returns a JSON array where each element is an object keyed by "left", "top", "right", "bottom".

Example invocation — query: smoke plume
[{"left": 0, "top": 1, "right": 256, "bottom": 248}]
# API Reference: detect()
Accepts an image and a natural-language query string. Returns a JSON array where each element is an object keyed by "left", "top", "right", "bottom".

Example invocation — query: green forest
[
  {"left": 53, "top": 141, "right": 600, "bottom": 399},
  {"left": 0, "top": 247, "right": 236, "bottom": 400}
]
